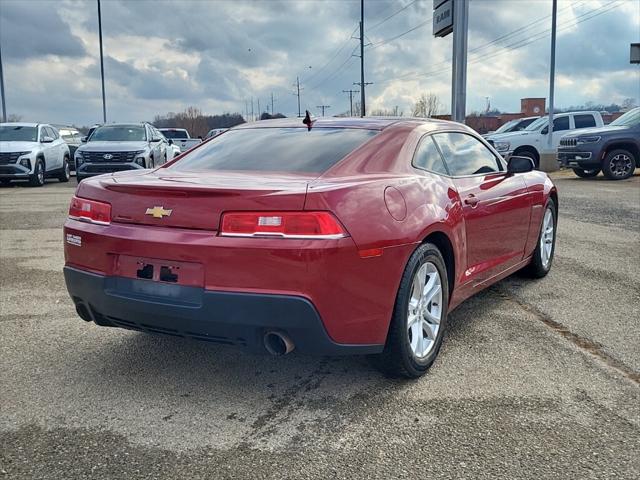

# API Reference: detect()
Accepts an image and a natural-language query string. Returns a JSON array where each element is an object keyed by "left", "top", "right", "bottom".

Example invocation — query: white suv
[
  {"left": 0, "top": 123, "right": 71, "bottom": 186},
  {"left": 486, "top": 111, "right": 604, "bottom": 168}
]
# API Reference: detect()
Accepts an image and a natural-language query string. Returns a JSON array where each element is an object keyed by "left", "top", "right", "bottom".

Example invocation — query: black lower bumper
[
  {"left": 557, "top": 150, "right": 601, "bottom": 169},
  {"left": 64, "top": 266, "right": 382, "bottom": 355},
  {"left": 76, "top": 162, "right": 142, "bottom": 177}
]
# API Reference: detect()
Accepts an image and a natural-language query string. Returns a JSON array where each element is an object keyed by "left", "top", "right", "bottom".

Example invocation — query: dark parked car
[
  {"left": 558, "top": 107, "right": 640, "bottom": 180},
  {"left": 53, "top": 125, "right": 82, "bottom": 169}
]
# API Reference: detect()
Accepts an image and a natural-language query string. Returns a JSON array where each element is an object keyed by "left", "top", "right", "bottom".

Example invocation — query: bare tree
[
  {"left": 621, "top": 97, "right": 637, "bottom": 110},
  {"left": 370, "top": 107, "right": 402, "bottom": 117},
  {"left": 412, "top": 93, "right": 441, "bottom": 118},
  {"left": 7, "top": 113, "right": 22, "bottom": 122}
]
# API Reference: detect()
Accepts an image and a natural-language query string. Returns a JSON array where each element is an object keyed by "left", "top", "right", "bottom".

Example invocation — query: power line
[
  {"left": 368, "top": 0, "right": 419, "bottom": 31},
  {"left": 368, "top": 18, "right": 431, "bottom": 50},
  {"left": 302, "top": 25, "right": 359, "bottom": 84},
  {"left": 376, "top": 1, "right": 623, "bottom": 85},
  {"left": 307, "top": 45, "right": 359, "bottom": 92},
  {"left": 369, "top": 0, "right": 582, "bottom": 57}
]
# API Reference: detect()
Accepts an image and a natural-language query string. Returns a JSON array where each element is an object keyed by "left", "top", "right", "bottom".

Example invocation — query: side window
[
  {"left": 432, "top": 132, "right": 502, "bottom": 176},
  {"left": 574, "top": 114, "right": 596, "bottom": 129},
  {"left": 553, "top": 116, "right": 570, "bottom": 132},
  {"left": 413, "top": 135, "right": 448, "bottom": 175}
]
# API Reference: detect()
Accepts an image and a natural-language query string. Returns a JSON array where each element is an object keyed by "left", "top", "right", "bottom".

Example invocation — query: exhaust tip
[
  {"left": 264, "top": 331, "right": 295, "bottom": 356},
  {"left": 75, "top": 303, "right": 93, "bottom": 322}
]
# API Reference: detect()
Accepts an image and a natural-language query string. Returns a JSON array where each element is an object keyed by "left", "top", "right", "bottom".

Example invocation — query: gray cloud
[
  {"left": 0, "top": 0, "right": 86, "bottom": 60},
  {"left": 1, "top": 0, "right": 638, "bottom": 125}
]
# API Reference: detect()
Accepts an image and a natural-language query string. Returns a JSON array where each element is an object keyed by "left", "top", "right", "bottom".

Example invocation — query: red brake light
[
  {"left": 69, "top": 196, "right": 111, "bottom": 225},
  {"left": 220, "top": 211, "right": 347, "bottom": 239}
]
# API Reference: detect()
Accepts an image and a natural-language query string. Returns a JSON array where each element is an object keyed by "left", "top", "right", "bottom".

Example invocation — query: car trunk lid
[{"left": 86, "top": 170, "right": 313, "bottom": 231}]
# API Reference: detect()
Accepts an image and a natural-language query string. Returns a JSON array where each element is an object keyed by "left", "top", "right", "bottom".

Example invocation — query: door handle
[{"left": 464, "top": 194, "right": 479, "bottom": 207}]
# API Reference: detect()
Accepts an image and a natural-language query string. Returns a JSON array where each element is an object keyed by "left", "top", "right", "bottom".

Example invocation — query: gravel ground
[{"left": 1, "top": 172, "right": 638, "bottom": 479}]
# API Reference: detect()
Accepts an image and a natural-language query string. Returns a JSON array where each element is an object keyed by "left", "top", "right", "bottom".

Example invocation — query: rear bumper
[{"left": 64, "top": 266, "right": 382, "bottom": 355}]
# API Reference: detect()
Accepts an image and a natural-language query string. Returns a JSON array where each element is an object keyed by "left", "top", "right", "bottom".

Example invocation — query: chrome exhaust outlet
[{"left": 263, "top": 331, "right": 295, "bottom": 356}]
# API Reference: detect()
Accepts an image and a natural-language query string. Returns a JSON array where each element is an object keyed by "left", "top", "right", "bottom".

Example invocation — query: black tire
[
  {"left": 602, "top": 149, "right": 636, "bottom": 180},
  {"left": 572, "top": 168, "right": 600, "bottom": 178},
  {"left": 148, "top": 156, "right": 154, "bottom": 169},
  {"left": 523, "top": 198, "right": 557, "bottom": 278},
  {"left": 76, "top": 174, "right": 86, "bottom": 183},
  {"left": 58, "top": 156, "right": 71, "bottom": 182},
  {"left": 29, "top": 159, "right": 45, "bottom": 187},
  {"left": 370, "top": 243, "right": 449, "bottom": 378},
  {"left": 515, "top": 149, "right": 539, "bottom": 169}
]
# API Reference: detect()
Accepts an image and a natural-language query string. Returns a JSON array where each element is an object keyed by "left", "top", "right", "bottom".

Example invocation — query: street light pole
[
  {"left": 359, "top": 0, "right": 366, "bottom": 117},
  {"left": 451, "top": 0, "right": 469, "bottom": 123},
  {"left": 0, "top": 39, "right": 7, "bottom": 123},
  {"left": 547, "top": 0, "right": 558, "bottom": 148},
  {"left": 97, "top": 0, "right": 107, "bottom": 123}
]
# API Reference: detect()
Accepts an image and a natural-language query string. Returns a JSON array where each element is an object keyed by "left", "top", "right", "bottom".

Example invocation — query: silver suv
[{"left": 74, "top": 123, "right": 169, "bottom": 182}]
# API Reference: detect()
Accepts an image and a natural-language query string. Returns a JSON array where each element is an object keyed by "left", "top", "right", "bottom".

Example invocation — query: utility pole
[
  {"left": 0, "top": 39, "right": 6, "bottom": 123},
  {"left": 97, "top": 0, "right": 107, "bottom": 123},
  {"left": 451, "top": 0, "right": 469, "bottom": 123},
  {"left": 359, "top": 0, "right": 366, "bottom": 117},
  {"left": 342, "top": 89, "right": 359, "bottom": 116},
  {"left": 316, "top": 105, "right": 330, "bottom": 117},
  {"left": 547, "top": 0, "right": 558, "bottom": 148},
  {"left": 271, "top": 92, "right": 275, "bottom": 115},
  {"left": 295, "top": 76, "right": 302, "bottom": 117},
  {"left": 250, "top": 97, "right": 254, "bottom": 122},
  {"left": 257, "top": 99, "right": 261, "bottom": 119}
]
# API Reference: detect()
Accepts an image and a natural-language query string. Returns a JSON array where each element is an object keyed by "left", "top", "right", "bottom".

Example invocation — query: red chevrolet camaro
[{"left": 63, "top": 117, "right": 557, "bottom": 378}]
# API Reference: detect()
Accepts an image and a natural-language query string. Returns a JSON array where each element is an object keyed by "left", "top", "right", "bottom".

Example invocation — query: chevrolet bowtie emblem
[{"left": 145, "top": 206, "right": 172, "bottom": 218}]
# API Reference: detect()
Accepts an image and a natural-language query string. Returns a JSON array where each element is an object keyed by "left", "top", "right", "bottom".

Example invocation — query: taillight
[
  {"left": 68, "top": 196, "right": 111, "bottom": 225},
  {"left": 220, "top": 211, "right": 348, "bottom": 239}
]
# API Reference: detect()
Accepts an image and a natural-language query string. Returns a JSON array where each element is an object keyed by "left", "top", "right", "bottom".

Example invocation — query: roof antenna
[{"left": 302, "top": 110, "right": 314, "bottom": 131}]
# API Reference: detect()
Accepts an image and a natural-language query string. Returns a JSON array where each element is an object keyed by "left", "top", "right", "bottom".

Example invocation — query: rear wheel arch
[
  {"left": 549, "top": 189, "right": 558, "bottom": 214},
  {"left": 422, "top": 231, "right": 455, "bottom": 302}
]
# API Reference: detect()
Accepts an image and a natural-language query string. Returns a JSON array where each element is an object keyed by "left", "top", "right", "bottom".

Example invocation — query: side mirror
[
  {"left": 81, "top": 136, "right": 88, "bottom": 143},
  {"left": 150, "top": 137, "right": 161, "bottom": 143},
  {"left": 167, "top": 139, "right": 173, "bottom": 145},
  {"left": 541, "top": 127, "right": 548, "bottom": 135},
  {"left": 507, "top": 156, "right": 535, "bottom": 174},
  {"left": 41, "top": 136, "right": 54, "bottom": 143}
]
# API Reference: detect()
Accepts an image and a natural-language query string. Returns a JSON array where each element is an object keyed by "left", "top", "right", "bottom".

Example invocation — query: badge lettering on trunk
[{"left": 145, "top": 206, "right": 172, "bottom": 218}]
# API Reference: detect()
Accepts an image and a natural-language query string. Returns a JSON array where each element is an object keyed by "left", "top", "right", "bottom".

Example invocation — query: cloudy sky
[{"left": 0, "top": 0, "right": 638, "bottom": 126}]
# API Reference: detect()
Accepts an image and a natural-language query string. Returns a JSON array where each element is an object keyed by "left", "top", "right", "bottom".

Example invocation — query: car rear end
[{"left": 63, "top": 124, "right": 407, "bottom": 355}]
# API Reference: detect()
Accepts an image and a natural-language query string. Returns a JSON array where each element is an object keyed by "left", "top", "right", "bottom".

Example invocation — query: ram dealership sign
[{"left": 433, "top": 0, "right": 453, "bottom": 38}]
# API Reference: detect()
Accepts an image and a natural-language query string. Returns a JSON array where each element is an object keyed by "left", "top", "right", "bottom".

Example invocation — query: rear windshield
[
  {"left": 160, "top": 129, "right": 189, "bottom": 139},
  {"left": 171, "top": 127, "right": 378, "bottom": 173}
]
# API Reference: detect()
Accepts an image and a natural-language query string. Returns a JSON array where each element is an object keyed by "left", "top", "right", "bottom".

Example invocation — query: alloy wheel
[
  {"left": 540, "top": 208, "right": 554, "bottom": 268},
  {"left": 407, "top": 262, "right": 442, "bottom": 359},
  {"left": 37, "top": 163, "right": 44, "bottom": 184},
  {"left": 609, "top": 153, "right": 633, "bottom": 178}
]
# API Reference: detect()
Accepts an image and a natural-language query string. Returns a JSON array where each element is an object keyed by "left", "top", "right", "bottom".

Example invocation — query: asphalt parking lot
[{"left": 0, "top": 172, "right": 638, "bottom": 479}]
